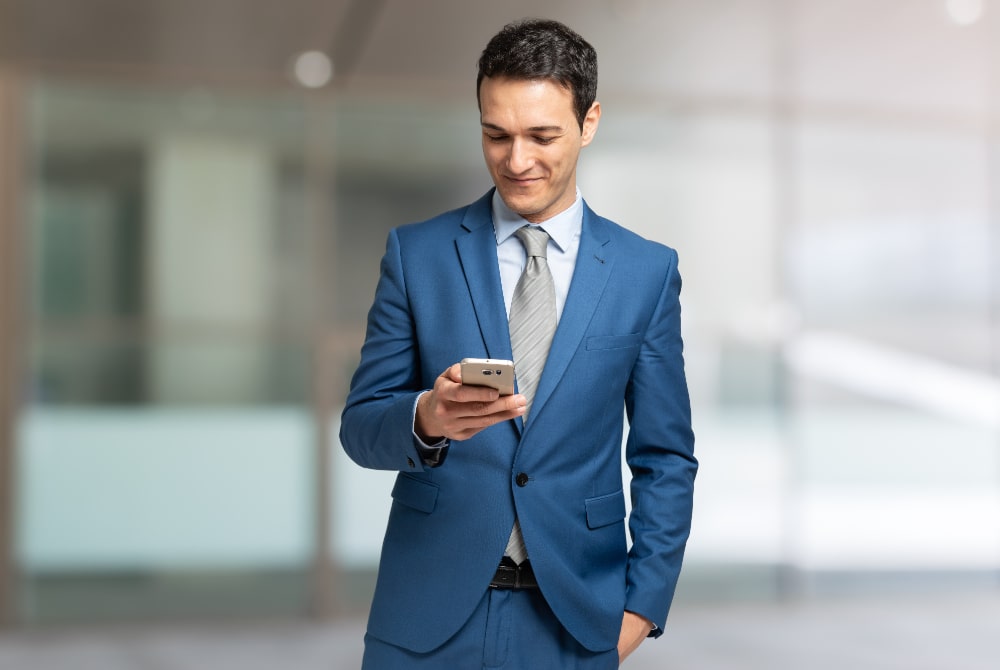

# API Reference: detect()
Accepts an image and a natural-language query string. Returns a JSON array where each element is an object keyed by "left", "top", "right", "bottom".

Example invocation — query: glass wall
[{"left": 18, "top": 82, "right": 322, "bottom": 622}]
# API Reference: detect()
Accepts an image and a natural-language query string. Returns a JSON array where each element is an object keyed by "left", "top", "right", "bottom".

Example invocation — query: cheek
[
  {"left": 552, "top": 149, "right": 578, "bottom": 174},
  {"left": 483, "top": 146, "right": 505, "bottom": 170}
]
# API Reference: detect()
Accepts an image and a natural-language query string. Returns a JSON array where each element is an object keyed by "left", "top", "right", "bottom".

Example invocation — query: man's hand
[
  {"left": 617, "top": 611, "right": 654, "bottom": 664},
  {"left": 415, "top": 363, "right": 527, "bottom": 442}
]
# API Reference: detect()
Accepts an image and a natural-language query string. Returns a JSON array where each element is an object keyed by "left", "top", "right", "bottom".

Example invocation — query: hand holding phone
[{"left": 459, "top": 358, "right": 516, "bottom": 396}]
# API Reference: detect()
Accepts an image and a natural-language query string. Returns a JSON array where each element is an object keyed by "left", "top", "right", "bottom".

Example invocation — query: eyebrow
[{"left": 481, "top": 122, "right": 565, "bottom": 133}]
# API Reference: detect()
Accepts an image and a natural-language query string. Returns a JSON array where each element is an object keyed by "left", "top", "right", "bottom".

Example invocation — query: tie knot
[{"left": 515, "top": 225, "right": 550, "bottom": 259}]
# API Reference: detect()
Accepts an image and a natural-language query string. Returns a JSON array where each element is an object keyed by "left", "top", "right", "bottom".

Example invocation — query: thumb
[{"left": 445, "top": 362, "right": 464, "bottom": 384}]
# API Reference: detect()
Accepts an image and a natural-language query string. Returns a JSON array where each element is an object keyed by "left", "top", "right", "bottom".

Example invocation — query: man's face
[{"left": 479, "top": 76, "right": 600, "bottom": 223}]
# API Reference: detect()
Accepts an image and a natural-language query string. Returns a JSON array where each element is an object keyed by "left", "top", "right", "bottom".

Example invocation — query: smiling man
[
  {"left": 341, "top": 18, "right": 697, "bottom": 669},
  {"left": 479, "top": 75, "right": 598, "bottom": 223}
]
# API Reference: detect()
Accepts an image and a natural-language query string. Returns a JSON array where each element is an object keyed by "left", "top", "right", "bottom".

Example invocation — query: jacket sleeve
[
  {"left": 339, "top": 228, "right": 449, "bottom": 472},
  {"left": 622, "top": 248, "right": 697, "bottom": 634}
]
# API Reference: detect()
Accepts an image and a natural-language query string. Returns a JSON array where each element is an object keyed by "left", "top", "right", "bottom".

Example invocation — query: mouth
[{"left": 504, "top": 176, "right": 542, "bottom": 187}]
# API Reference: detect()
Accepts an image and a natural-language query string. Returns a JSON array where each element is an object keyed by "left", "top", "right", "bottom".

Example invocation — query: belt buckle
[{"left": 490, "top": 561, "right": 522, "bottom": 589}]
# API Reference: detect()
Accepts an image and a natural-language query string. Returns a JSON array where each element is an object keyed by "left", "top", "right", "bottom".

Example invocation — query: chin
[{"left": 498, "top": 192, "right": 542, "bottom": 218}]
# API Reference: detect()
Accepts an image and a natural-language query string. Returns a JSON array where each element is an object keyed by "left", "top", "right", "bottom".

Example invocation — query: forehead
[{"left": 479, "top": 77, "right": 576, "bottom": 123}]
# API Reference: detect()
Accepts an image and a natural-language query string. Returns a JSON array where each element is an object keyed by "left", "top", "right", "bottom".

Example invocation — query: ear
[{"left": 580, "top": 101, "right": 601, "bottom": 147}]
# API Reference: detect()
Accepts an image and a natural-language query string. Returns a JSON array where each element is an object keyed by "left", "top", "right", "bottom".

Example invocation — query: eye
[
  {"left": 485, "top": 134, "right": 509, "bottom": 143},
  {"left": 534, "top": 136, "right": 557, "bottom": 145}
]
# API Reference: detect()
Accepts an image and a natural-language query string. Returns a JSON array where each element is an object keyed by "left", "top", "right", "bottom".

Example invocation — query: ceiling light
[
  {"left": 293, "top": 51, "right": 334, "bottom": 89},
  {"left": 945, "top": 0, "right": 984, "bottom": 25}
]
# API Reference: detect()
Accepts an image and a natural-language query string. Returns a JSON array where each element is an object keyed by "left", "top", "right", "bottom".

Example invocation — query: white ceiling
[{"left": 2, "top": 0, "right": 996, "bottom": 118}]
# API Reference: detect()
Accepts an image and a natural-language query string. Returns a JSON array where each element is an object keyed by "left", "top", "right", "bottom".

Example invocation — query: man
[{"left": 341, "top": 18, "right": 696, "bottom": 669}]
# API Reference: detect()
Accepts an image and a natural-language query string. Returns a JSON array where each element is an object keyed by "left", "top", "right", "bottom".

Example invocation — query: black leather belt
[{"left": 490, "top": 558, "right": 538, "bottom": 589}]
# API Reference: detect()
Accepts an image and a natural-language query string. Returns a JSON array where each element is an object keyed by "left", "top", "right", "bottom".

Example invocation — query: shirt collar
[{"left": 491, "top": 188, "right": 583, "bottom": 253}]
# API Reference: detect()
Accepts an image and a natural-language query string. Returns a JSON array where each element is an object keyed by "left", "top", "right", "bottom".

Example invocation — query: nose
[{"left": 506, "top": 138, "right": 534, "bottom": 174}]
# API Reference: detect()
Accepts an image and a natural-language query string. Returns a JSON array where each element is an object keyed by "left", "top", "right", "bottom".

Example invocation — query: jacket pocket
[
  {"left": 391, "top": 474, "right": 439, "bottom": 514},
  {"left": 585, "top": 490, "right": 626, "bottom": 529},
  {"left": 586, "top": 333, "right": 642, "bottom": 351}
]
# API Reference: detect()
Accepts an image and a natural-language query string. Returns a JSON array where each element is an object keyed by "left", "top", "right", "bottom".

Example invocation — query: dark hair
[{"left": 477, "top": 18, "right": 598, "bottom": 129}]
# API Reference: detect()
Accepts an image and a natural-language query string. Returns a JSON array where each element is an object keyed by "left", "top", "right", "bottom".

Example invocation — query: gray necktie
[{"left": 504, "top": 225, "right": 557, "bottom": 564}]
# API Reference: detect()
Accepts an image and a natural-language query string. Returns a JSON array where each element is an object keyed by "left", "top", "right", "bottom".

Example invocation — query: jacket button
[{"left": 515, "top": 472, "right": 529, "bottom": 487}]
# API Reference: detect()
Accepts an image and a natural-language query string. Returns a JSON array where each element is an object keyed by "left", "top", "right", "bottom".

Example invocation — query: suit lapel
[
  {"left": 528, "top": 203, "right": 613, "bottom": 421},
  {"left": 454, "top": 195, "right": 613, "bottom": 433},
  {"left": 454, "top": 191, "right": 514, "bottom": 363}
]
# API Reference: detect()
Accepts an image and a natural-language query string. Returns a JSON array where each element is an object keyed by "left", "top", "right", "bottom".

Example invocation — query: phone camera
[{"left": 482, "top": 369, "right": 493, "bottom": 376}]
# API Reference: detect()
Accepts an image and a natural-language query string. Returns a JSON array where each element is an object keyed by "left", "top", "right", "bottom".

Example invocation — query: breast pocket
[{"left": 586, "top": 333, "right": 642, "bottom": 351}]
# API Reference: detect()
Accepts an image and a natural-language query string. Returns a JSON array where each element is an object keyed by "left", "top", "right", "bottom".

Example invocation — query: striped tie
[{"left": 504, "top": 225, "right": 556, "bottom": 564}]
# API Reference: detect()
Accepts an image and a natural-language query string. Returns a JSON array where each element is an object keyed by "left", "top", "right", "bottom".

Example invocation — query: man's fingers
[
  {"left": 443, "top": 363, "right": 463, "bottom": 384},
  {"left": 438, "top": 394, "right": 527, "bottom": 440},
  {"left": 434, "top": 365, "right": 464, "bottom": 395},
  {"left": 435, "top": 366, "right": 501, "bottom": 403},
  {"left": 452, "top": 385, "right": 500, "bottom": 404},
  {"left": 459, "top": 393, "right": 526, "bottom": 415},
  {"left": 498, "top": 393, "right": 528, "bottom": 413},
  {"left": 449, "top": 404, "right": 528, "bottom": 440}
]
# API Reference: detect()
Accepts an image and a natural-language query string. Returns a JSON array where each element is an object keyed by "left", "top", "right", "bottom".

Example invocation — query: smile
[{"left": 505, "top": 176, "right": 542, "bottom": 186}]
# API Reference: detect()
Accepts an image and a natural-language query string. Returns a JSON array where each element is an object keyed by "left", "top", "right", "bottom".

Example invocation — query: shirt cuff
[{"left": 412, "top": 392, "right": 449, "bottom": 467}]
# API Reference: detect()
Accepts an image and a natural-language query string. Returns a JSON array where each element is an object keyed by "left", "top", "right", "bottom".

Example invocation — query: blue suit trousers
[{"left": 361, "top": 587, "right": 619, "bottom": 670}]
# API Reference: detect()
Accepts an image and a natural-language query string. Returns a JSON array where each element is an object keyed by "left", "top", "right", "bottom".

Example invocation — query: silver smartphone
[{"left": 460, "top": 358, "right": 516, "bottom": 396}]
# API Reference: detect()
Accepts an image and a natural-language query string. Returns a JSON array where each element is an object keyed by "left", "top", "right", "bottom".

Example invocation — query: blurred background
[{"left": 0, "top": 0, "right": 999, "bottom": 668}]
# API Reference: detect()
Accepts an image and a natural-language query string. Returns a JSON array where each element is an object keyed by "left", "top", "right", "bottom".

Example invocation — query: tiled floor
[{"left": 1, "top": 592, "right": 998, "bottom": 669}]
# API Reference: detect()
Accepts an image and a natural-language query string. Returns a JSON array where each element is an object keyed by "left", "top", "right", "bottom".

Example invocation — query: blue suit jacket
[{"left": 340, "top": 190, "right": 696, "bottom": 654}]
